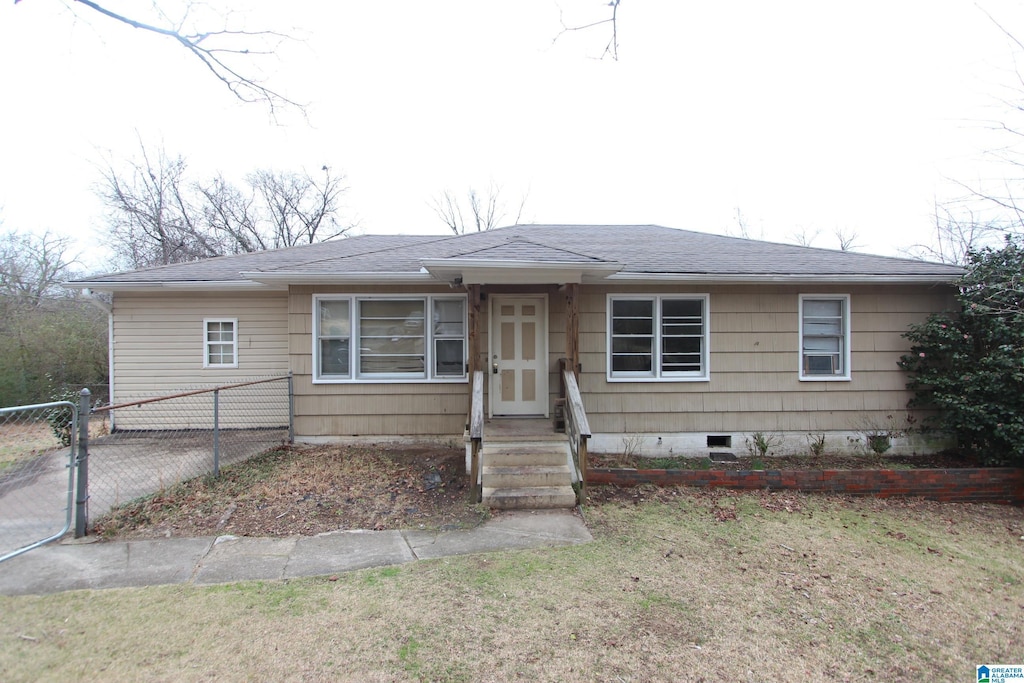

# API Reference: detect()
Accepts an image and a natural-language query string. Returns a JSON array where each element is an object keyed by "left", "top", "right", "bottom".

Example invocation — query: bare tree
[
  {"left": 431, "top": 184, "right": 528, "bottom": 235},
  {"left": 726, "top": 207, "right": 765, "bottom": 240},
  {"left": 15, "top": 0, "right": 301, "bottom": 115},
  {"left": 195, "top": 175, "right": 264, "bottom": 254},
  {"left": 904, "top": 203, "right": 1006, "bottom": 265},
  {"left": 553, "top": 0, "right": 622, "bottom": 61},
  {"left": 834, "top": 227, "right": 862, "bottom": 252},
  {"left": 789, "top": 226, "right": 821, "bottom": 247},
  {"left": 98, "top": 142, "right": 352, "bottom": 268},
  {"left": 0, "top": 230, "right": 79, "bottom": 306},
  {"left": 0, "top": 227, "right": 107, "bottom": 406},
  {"left": 919, "top": 6, "right": 1024, "bottom": 256},
  {"left": 98, "top": 145, "right": 222, "bottom": 267},
  {"left": 250, "top": 167, "right": 350, "bottom": 247}
]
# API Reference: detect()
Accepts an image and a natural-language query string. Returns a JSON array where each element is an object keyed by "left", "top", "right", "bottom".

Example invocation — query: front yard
[{"left": 1, "top": 443, "right": 1021, "bottom": 681}]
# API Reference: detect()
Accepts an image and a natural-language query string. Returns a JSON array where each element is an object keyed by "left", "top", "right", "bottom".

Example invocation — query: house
[{"left": 68, "top": 224, "right": 962, "bottom": 463}]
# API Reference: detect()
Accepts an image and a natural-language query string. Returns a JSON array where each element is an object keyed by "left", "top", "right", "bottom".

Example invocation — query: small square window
[{"left": 204, "top": 319, "right": 238, "bottom": 368}]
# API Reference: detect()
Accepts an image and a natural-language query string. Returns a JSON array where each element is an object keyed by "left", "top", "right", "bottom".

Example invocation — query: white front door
[{"left": 490, "top": 295, "right": 548, "bottom": 416}]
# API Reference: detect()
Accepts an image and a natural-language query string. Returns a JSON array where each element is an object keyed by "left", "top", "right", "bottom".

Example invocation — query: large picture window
[
  {"left": 314, "top": 295, "right": 467, "bottom": 382},
  {"left": 799, "top": 295, "right": 850, "bottom": 380},
  {"left": 607, "top": 295, "right": 709, "bottom": 381}
]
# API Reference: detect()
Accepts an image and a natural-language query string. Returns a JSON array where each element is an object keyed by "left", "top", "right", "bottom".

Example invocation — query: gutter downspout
[{"left": 81, "top": 289, "right": 115, "bottom": 432}]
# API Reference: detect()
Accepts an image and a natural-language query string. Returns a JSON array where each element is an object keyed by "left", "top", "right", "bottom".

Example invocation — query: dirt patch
[{"left": 94, "top": 444, "right": 489, "bottom": 540}]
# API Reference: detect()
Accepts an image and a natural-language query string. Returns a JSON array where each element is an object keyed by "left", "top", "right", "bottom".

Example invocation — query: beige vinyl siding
[
  {"left": 111, "top": 291, "right": 289, "bottom": 429},
  {"left": 290, "top": 285, "right": 471, "bottom": 437},
  {"left": 579, "top": 283, "right": 956, "bottom": 434}
]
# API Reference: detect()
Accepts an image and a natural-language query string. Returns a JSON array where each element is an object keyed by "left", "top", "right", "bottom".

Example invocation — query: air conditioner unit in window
[{"left": 805, "top": 355, "right": 837, "bottom": 375}]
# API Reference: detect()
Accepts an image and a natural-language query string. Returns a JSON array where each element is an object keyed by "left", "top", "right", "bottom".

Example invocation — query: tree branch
[
  {"left": 553, "top": 0, "right": 621, "bottom": 61},
  {"left": 67, "top": 0, "right": 302, "bottom": 116}
]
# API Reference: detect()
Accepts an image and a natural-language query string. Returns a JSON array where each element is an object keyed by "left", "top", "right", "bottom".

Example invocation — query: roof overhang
[
  {"left": 63, "top": 280, "right": 277, "bottom": 293},
  {"left": 604, "top": 272, "right": 963, "bottom": 285},
  {"left": 65, "top": 268, "right": 962, "bottom": 292},
  {"left": 420, "top": 258, "right": 623, "bottom": 285},
  {"left": 239, "top": 271, "right": 437, "bottom": 287}
]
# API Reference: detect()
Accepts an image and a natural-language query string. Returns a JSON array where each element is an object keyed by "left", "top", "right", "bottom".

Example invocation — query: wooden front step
[
  {"left": 481, "top": 445, "right": 568, "bottom": 467},
  {"left": 482, "top": 465, "right": 571, "bottom": 488},
  {"left": 480, "top": 440, "right": 576, "bottom": 510},
  {"left": 481, "top": 486, "right": 577, "bottom": 509}
]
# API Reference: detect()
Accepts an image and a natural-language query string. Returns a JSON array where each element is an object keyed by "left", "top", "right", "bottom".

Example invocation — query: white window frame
[
  {"left": 203, "top": 318, "right": 238, "bottom": 369},
  {"left": 312, "top": 294, "right": 468, "bottom": 384},
  {"left": 798, "top": 294, "right": 851, "bottom": 381},
  {"left": 606, "top": 294, "right": 710, "bottom": 382}
]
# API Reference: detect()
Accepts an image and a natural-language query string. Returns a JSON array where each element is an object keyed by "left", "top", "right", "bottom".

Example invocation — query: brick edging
[{"left": 586, "top": 467, "right": 1024, "bottom": 505}]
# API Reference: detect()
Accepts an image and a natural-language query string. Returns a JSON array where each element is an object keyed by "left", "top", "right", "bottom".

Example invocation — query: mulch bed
[{"left": 93, "top": 444, "right": 489, "bottom": 540}]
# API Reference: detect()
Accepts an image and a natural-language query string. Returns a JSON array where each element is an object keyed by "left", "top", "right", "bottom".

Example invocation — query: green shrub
[
  {"left": 45, "top": 384, "right": 81, "bottom": 447},
  {"left": 899, "top": 236, "right": 1024, "bottom": 465}
]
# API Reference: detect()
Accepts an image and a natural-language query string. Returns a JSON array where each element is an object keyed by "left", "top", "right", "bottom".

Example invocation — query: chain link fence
[
  {"left": 0, "top": 401, "right": 77, "bottom": 562},
  {"left": 83, "top": 375, "right": 293, "bottom": 528},
  {"left": 0, "top": 375, "right": 293, "bottom": 560}
]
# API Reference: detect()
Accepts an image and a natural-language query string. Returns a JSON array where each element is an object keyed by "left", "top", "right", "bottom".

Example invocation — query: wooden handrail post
[
  {"left": 562, "top": 368, "right": 591, "bottom": 506},
  {"left": 578, "top": 435, "right": 588, "bottom": 504},
  {"left": 469, "top": 370, "right": 484, "bottom": 503},
  {"left": 469, "top": 438, "right": 481, "bottom": 504},
  {"left": 467, "top": 284, "right": 482, "bottom": 375},
  {"left": 565, "top": 283, "right": 580, "bottom": 376}
]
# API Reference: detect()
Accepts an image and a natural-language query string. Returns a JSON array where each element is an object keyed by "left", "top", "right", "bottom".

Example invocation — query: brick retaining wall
[{"left": 586, "top": 467, "right": 1024, "bottom": 505}]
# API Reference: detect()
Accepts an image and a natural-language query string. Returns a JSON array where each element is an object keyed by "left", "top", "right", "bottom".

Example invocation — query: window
[
  {"left": 318, "top": 300, "right": 350, "bottom": 377},
  {"left": 358, "top": 299, "right": 425, "bottom": 375},
  {"left": 314, "top": 295, "right": 467, "bottom": 382},
  {"left": 608, "top": 295, "right": 709, "bottom": 381},
  {"left": 204, "top": 319, "right": 237, "bottom": 368},
  {"left": 432, "top": 298, "right": 466, "bottom": 377},
  {"left": 799, "top": 295, "right": 850, "bottom": 380}
]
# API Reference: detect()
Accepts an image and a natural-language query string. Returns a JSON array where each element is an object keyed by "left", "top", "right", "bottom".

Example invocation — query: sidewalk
[{"left": 0, "top": 510, "right": 592, "bottom": 597}]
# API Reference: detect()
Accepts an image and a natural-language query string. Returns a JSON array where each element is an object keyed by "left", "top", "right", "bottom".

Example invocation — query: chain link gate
[
  {"left": 2, "top": 376, "right": 292, "bottom": 560},
  {"left": 0, "top": 399, "right": 79, "bottom": 563}
]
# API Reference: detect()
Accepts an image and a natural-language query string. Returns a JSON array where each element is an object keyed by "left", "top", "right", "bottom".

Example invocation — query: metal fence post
[
  {"left": 287, "top": 371, "right": 295, "bottom": 444},
  {"left": 213, "top": 388, "right": 220, "bottom": 476},
  {"left": 75, "top": 388, "right": 91, "bottom": 538}
]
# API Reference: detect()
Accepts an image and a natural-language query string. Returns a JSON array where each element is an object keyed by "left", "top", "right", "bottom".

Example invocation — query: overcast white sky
[{"left": 1, "top": 1, "right": 1023, "bottom": 271}]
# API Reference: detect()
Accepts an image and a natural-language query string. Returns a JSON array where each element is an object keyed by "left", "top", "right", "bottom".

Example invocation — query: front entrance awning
[
  {"left": 421, "top": 259, "right": 622, "bottom": 285},
  {"left": 422, "top": 238, "right": 621, "bottom": 285}
]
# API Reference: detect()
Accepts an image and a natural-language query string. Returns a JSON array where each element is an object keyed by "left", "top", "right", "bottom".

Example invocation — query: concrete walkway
[{"left": 0, "top": 510, "right": 592, "bottom": 597}]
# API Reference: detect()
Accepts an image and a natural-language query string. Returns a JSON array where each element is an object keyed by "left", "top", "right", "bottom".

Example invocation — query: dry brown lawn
[
  {"left": 2, "top": 471, "right": 1022, "bottom": 681},
  {"left": 0, "top": 421, "right": 62, "bottom": 473},
  {"left": 0, "top": 416, "right": 109, "bottom": 474}
]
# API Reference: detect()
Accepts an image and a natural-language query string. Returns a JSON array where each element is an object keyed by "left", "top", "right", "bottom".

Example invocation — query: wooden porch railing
[
  {"left": 468, "top": 370, "right": 484, "bottom": 503},
  {"left": 562, "top": 368, "right": 591, "bottom": 505}
]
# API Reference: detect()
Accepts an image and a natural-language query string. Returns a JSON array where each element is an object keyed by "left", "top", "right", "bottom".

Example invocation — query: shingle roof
[
  {"left": 71, "top": 234, "right": 445, "bottom": 284},
  {"left": 69, "top": 224, "right": 964, "bottom": 288}
]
